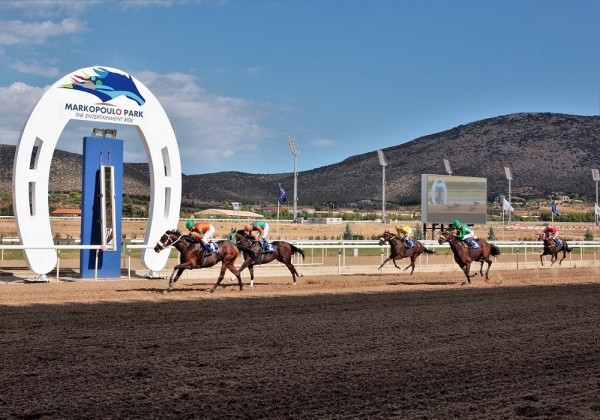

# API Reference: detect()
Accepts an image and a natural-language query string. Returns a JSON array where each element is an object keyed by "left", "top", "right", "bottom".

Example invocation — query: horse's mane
[
  {"left": 166, "top": 229, "right": 202, "bottom": 243},
  {"left": 236, "top": 229, "right": 256, "bottom": 241}
]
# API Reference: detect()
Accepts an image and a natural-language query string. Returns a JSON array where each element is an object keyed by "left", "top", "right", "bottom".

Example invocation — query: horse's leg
[
  {"left": 462, "top": 261, "right": 476, "bottom": 284},
  {"left": 165, "top": 267, "right": 185, "bottom": 292},
  {"left": 378, "top": 256, "right": 394, "bottom": 270},
  {"left": 403, "top": 252, "right": 417, "bottom": 275},
  {"left": 282, "top": 259, "right": 301, "bottom": 285},
  {"left": 540, "top": 252, "right": 544, "bottom": 266},
  {"left": 226, "top": 263, "right": 244, "bottom": 291},
  {"left": 248, "top": 265, "right": 255, "bottom": 287},
  {"left": 210, "top": 262, "right": 240, "bottom": 293},
  {"left": 483, "top": 257, "right": 492, "bottom": 280},
  {"left": 559, "top": 248, "right": 566, "bottom": 265}
]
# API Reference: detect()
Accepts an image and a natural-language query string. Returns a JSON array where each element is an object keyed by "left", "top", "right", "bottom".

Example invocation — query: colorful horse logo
[{"left": 62, "top": 67, "right": 145, "bottom": 105}]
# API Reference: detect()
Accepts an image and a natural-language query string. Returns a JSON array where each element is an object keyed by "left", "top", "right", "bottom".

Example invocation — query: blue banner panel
[{"left": 80, "top": 137, "right": 123, "bottom": 278}]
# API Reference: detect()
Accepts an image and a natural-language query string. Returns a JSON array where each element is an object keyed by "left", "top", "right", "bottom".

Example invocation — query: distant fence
[{"left": 2, "top": 237, "right": 600, "bottom": 281}]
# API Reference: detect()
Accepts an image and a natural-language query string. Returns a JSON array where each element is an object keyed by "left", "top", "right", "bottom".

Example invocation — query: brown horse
[
  {"left": 438, "top": 229, "right": 501, "bottom": 283},
  {"left": 538, "top": 233, "right": 572, "bottom": 266},
  {"left": 154, "top": 230, "right": 259, "bottom": 293},
  {"left": 377, "top": 230, "right": 434, "bottom": 275},
  {"left": 228, "top": 228, "right": 305, "bottom": 286}
]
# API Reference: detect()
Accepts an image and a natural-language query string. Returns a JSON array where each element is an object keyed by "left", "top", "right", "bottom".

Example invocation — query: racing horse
[
  {"left": 228, "top": 228, "right": 305, "bottom": 287},
  {"left": 438, "top": 228, "right": 501, "bottom": 283},
  {"left": 538, "top": 232, "right": 572, "bottom": 266},
  {"left": 377, "top": 230, "right": 434, "bottom": 275},
  {"left": 154, "top": 230, "right": 259, "bottom": 293}
]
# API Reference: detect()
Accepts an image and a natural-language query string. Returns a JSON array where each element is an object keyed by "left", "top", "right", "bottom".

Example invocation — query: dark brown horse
[
  {"left": 154, "top": 230, "right": 258, "bottom": 293},
  {"left": 377, "top": 230, "right": 434, "bottom": 275},
  {"left": 538, "top": 233, "right": 572, "bottom": 266},
  {"left": 228, "top": 228, "right": 305, "bottom": 286},
  {"left": 438, "top": 229, "right": 501, "bottom": 283}
]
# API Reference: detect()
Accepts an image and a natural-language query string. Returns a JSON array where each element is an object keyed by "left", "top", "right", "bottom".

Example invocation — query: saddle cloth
[
  {"left": 466, "top": 239, "right": 480, "bottom": 249},
  {"left": 205, "top": 241, "right": 219, "bottom": 255},
  {"left": 263, "top": 242, "right": 274, "bottom": 253}
]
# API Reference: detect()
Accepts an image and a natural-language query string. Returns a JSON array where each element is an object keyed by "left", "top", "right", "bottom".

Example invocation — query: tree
[
  {"left": 414, "top": 224, "right": 424, "bottom": 240},
  {"left": 343, "top": 223, "right": 354, "bottom": 240}
]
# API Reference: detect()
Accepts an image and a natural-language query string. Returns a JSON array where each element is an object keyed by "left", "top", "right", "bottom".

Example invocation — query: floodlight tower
[
  {"left": 504, "top": 167, "right": 513, "bottom": 223},
  {"left": 593, "top": 168, "right": 599, "bottom": 226},
  {"left": 377, "top": 149, "right": 387, "bottom": 222},
  {"left": 443, "top": 159, "right": 452, "bottom": 176},
  {"left": 288, "top": 136, "right": 299, "bottom": 222}
]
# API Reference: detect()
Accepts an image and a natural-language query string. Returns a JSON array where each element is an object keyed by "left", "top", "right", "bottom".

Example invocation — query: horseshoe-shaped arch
[{"left": 12, "top": 66, "right": 181, "bottom": 275}]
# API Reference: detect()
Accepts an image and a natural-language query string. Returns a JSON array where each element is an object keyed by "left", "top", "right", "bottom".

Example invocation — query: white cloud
[
  {"left": 246, "top": 67, "right": 262, "bottom": 76},
  {"left": 10, "top": 59, "right": 61, "bottom": 77},
  {"left": 0, "top": 17, "right": 84, "bottom": 46},
  {"left": 309, "top": 138, "right": 337, "bottom": 148},
  {"left": 0, "top": 82, "right": 47, "bottom": 145},
  {"left": 136, "top": 71, "right": 274, "bottom": 170},
  {"left": 0, "top": 70, "right": 280, "bottom": 174}
]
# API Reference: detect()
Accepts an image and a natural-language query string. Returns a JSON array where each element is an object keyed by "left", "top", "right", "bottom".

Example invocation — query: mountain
[{"left": 2, "top": 112, "right": 600, "bottom": 205}]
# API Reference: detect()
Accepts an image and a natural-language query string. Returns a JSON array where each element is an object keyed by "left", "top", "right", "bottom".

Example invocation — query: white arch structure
[{"left": 12, "top": 66, "right": 181, "bottom": 275}]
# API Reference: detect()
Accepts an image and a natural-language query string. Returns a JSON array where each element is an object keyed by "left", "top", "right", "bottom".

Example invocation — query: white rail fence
[{"left": 1, "top": 238, "right": 599, "bottom": 281}]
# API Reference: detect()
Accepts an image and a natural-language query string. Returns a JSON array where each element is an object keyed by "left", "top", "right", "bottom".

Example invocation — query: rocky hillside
[{"left": 2, "top": 113, "right": 600, "bottom": 205}]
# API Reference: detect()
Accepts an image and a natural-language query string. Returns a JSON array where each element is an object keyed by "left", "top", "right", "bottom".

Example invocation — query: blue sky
[{"left": 1, "top": 0, "right": 599, "bottom": 176}]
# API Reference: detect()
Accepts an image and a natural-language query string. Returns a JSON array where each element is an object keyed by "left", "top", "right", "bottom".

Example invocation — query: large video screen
[{"left": 421, "top": 174, "right": 487, "bottom": 224}]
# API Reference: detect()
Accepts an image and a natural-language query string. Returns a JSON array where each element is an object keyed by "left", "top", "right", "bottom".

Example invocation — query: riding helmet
[
  {"left": 186, "top": 220, "right": 194, "bottom": 229},
  {"left": 453, "top": 220, "right": 460, "bottom": 227}
]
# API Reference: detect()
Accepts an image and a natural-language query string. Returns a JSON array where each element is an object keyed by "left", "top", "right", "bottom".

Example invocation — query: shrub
[{"left": 488, "top": 226, "right": 496, "bottom": 241}]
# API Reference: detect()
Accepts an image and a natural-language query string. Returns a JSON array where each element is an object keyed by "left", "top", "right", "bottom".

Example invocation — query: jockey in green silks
[
  {"left": 245, "top": 221, "right": 270, "bottom": 250},
  {"left": 453, "top": 219, "right": 477, "bottom": 248}
]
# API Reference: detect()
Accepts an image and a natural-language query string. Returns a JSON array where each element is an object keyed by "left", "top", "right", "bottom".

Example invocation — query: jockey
[
  {"left": 543, "top": 225, "right": 560, "bottom": 245},
  {"left": 186, "top": 220, "right": 217, "bottom": 254},
  {"left": 453, "top": 219, "right": 478, "bottom": 248},
  {"left": 395, "top": 224, "right": 413, "bottom": 248},
  {"left": 245, "top": 221, "right": 270, "bottom": 250}
]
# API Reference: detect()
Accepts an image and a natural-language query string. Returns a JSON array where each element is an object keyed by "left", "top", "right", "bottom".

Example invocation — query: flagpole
[
  {"left": 502, "top": 208, "right": 505, "bottom": 240},
  {"left": 551, "top": 196, "right": 554, "bottom": 223},
  {"left": 277, "top": 201, "right": 280, "bottom": 238}
]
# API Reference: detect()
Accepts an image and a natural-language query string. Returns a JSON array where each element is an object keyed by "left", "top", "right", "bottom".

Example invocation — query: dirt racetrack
[{"left": 1, "top": 266, "right": 599, "bottom": 419}]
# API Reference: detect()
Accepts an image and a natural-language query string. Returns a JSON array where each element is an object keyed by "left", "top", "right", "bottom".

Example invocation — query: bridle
[
  {"left": 155, "top": 232, "right": 183, "bottom": 251},
  {"left": 379, "top": 232, "right": 396, "bottom": 244}
]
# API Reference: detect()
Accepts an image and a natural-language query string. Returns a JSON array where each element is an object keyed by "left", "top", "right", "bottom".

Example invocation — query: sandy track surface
[{"left": 1, "top": 267, "right": 599, "bottom": 418}]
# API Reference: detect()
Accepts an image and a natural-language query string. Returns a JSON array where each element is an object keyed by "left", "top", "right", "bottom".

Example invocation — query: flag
[
  {"left": 502, "top": 198, "right": 514, "bottom": 212},
  {"left": 551, "top": 202, "right": 560, "bottom": 216},
  {"left": 595, "top": 203, "right": 600, "bottom": 216},
  {"left": 278, "top": 184, "right": 287, "bottom": 204}
]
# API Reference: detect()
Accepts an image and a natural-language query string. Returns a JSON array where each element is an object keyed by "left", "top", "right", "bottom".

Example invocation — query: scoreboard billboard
[{"left": 421, "top": 174, "right": 487, "bottom": 224}]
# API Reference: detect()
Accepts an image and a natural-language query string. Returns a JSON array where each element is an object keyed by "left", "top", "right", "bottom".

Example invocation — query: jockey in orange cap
[{"left": 186, "top": 220, "right": 217, "bottom": 254}]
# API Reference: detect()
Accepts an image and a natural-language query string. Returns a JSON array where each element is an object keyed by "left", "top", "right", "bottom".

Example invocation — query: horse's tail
[
  {"left": 423, "top": 246, "right": 434, "bottom": 255},
  {"left": 290, "top": 244, "right": 305, "bottom": 260},
  {"left": 564, "top": 242, "right": 573, "bottom": 252},
  {"left": 237, "top": 244, "right": 262, "bottom": 263},
  {"left": 490, "top": 244, "right": 501, "bottom": 257}
]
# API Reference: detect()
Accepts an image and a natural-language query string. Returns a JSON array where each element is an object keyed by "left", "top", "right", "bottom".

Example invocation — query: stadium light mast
[
  {"left": 288, "top": 136, "right": 299, "bottom": 222},
  {"left": 593, "top": 168, "right": 599, "bottom": 226},
  {"left": 377, "top": 149, "right": 387, "bottom": 222},
  {"left": 504, "top": 167, "right": 513, "bottom": 223},
  {"left": 443, "top": 159, "right": 452, "bottom": 176}
]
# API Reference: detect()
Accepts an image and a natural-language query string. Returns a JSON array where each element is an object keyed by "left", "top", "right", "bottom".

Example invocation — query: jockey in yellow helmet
[{"left": 395, "top": 224, "right": 413, "bottom": 248}]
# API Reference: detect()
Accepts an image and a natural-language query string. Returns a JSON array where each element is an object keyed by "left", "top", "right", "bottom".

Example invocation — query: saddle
[
  {"left": 461, "top": 239, "right": 480, "bottom": 250},
  {"left": 262, "top": 242, "right": 274, "bottom": 253},
  {"left": 204, "top": 241, "right": 219, "bottom": 256}
]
